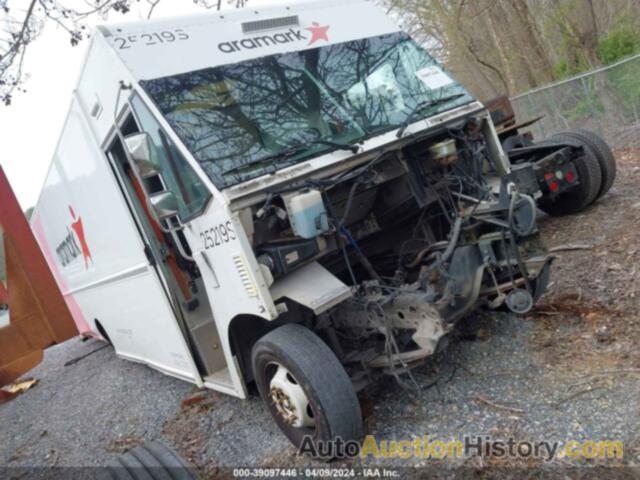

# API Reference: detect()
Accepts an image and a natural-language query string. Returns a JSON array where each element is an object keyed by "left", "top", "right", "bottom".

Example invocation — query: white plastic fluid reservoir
[{"left": 286, "top": 189, "right": 330, "bottom": 239}]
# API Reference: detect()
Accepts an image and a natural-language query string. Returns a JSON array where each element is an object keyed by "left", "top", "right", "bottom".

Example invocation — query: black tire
[
  {"left": 107, "top": 441, "right": 198, "bottom": 480},
  {"left": 537, "top": 133, "right": 602, "bottom": 216},
  {"left": 502, "top": 134, "right": 533, "bottom": 153},
  {"left": 557, "top": 129, "right": 616, "bottom": 199},
  {"left": 252, "top": 323, "right": 363, "bottom": 455}
]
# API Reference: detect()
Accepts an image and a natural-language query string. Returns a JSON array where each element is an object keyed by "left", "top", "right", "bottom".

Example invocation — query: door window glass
[{"left": 130, "top": 94, "right": 211, "bottom": 221}]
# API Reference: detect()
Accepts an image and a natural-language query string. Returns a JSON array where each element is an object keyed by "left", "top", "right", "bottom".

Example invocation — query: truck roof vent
[{"left": 241, "top": 15, "right": 299, "bottom": 34}]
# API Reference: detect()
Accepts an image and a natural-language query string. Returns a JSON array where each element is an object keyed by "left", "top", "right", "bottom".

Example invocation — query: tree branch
[{"left": 0, "top": 0, "right": 244, "bottom": 106}]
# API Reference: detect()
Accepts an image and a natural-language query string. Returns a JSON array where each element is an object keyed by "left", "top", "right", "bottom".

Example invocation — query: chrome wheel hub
[{"left": 269, "top": 364, "right": 315, "bottom": 428}]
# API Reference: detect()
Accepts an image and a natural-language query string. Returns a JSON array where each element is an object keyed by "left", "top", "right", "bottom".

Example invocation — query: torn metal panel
[{"left": 331, "top": 290, "right": 447, "bottom": 369}]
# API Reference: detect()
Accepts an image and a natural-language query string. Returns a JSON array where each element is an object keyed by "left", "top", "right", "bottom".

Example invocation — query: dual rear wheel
[{"left": 537, "top": 129, "right": 616, "bottom": 216}]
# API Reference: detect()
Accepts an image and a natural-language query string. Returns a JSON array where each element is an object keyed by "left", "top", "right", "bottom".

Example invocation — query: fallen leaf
[
  {"left": 4, "top": 378, "right": 38, "bottom": 394},
  {"left": 181, "top": 394, "right": 207, "bottom": 408}
]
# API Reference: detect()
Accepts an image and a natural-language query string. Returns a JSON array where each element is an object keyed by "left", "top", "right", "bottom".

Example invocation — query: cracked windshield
[{"left": 141, "top": 31, "right": 473, "bottom": 189}]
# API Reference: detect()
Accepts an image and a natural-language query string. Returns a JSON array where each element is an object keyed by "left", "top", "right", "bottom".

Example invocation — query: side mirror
[
  {"left": 124, "top": 132, "right": 160, "bottom": 178},
  {"left": 149, "top": 191, "right": 180, "bottom": 221}
]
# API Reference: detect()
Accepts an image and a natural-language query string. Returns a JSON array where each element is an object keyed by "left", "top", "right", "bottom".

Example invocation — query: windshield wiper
[
  {"left": 222, "top": 139, "right": 358, "bottom": 176},
  {"left": 223, "top": 144, "right": 308, "bottom": 176},
  {"left": 396, "top": 93, "right": 466, "bottom": 138},
  {"left": 311, "top": 139, "right": 360, "bottom": 153}
]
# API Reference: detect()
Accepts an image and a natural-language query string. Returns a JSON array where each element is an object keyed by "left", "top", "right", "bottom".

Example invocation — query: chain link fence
[{"left": 511, "top": 53, "right": 640, "bottom": 149}]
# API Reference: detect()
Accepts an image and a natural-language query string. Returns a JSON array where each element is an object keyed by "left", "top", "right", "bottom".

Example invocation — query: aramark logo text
[
  {"left": 56, "top": 205, "right": 93, "bottom": 269},
  {"left": 218, "top": 22, "right": 330, "bottom": 53}
]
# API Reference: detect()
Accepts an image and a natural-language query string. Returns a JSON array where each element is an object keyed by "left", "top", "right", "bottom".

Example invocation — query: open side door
[{"left": 0, "top": 166, "right": 77, "bottom": 387}]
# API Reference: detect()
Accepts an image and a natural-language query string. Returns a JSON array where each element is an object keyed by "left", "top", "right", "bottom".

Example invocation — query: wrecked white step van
[{"left": 32, "top": 0, "right": 556, "bottom": 450}]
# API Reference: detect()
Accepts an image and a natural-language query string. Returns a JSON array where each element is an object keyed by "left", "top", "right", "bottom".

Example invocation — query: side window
[{"left": 130, "top": 94, "right": 211, "bottom": 221}]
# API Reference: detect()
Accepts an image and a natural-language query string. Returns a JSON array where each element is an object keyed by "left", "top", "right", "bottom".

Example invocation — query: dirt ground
[
  {"left": 533, "top": 147, "right": 640, "bottom": 368},
  {"left": 1, "top": 148, "right": 639, "bottom": 478}
]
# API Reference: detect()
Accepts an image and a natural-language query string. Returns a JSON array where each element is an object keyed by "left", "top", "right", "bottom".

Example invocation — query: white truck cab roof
[{"left": 97, "top": 0, "right": 399, "bottom": 81}]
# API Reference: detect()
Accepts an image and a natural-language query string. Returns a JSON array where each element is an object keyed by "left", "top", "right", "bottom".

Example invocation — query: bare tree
[
  {"left": 0, "top": 0, "right": 248, "bottom": 106},
  {"left": 386, "top": 0, "right": 640, "bottom": 99}
]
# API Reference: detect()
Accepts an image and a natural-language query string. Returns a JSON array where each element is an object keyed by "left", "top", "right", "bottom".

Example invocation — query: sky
[{"left": 0, "top": 0, "right": 284, "bottom": 210}]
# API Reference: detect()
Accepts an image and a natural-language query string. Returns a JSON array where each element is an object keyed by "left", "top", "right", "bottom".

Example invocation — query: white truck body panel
[
  {"left": 31, "top": 96, "right": 201, "bottom": 384},
  {"left": 29, "top": 0, "right": 489, "bottom": 399}
]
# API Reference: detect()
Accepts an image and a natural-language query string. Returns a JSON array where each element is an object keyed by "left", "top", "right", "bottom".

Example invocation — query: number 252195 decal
[
  {"left": 201, "top": 222, "right": 236, "bottom": 250},
  {"left": 113, "top": 29, "right": 189, "bottom": 50}
]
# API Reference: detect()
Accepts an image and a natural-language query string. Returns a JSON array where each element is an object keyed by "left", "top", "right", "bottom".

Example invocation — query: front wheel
[{"left": 252, "top": 323, "right": 363, "bottom": 455}]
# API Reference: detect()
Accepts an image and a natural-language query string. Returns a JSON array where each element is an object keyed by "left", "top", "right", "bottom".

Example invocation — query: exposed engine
[{"left": 240, "top": 116, "right": 551, "bottom": 383}]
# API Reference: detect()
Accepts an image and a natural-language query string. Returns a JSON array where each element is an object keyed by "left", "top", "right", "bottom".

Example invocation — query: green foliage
[
  {"left": 553, "top": 56, "right": 589, "bottom": 80},
  {"left": 551, "top": 22, "right": 640, "bottom": 99},
  {"left": 598, "top": 24, "right": 640, "bottom": 65},
  {"left": 553, "top": 59, "right": 568, "bottom": 79},
  {"left": 606, "top": 59, "right": 640, "bottom": 120},
  {"left": 544, "top": 0, "right": 592, "bottom": 81},
  {"left": 552, "top": 40, "right": 593, "bottom": 80},
  {"left": 565, "top": 96, "right": 604, "bottom": 124}
]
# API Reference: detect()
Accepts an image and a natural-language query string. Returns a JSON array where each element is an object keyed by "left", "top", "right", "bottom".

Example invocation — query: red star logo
[
  {"left": 69, "top": 205, "right": 92, "bottom": 269},
  {"left": 305, "top": 22, "right": 330, "bottom": 46}
]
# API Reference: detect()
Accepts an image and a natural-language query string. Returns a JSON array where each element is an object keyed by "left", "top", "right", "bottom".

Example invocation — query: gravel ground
[{"left": 1, "top": 149, "right": 639, "bottom": 478}]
